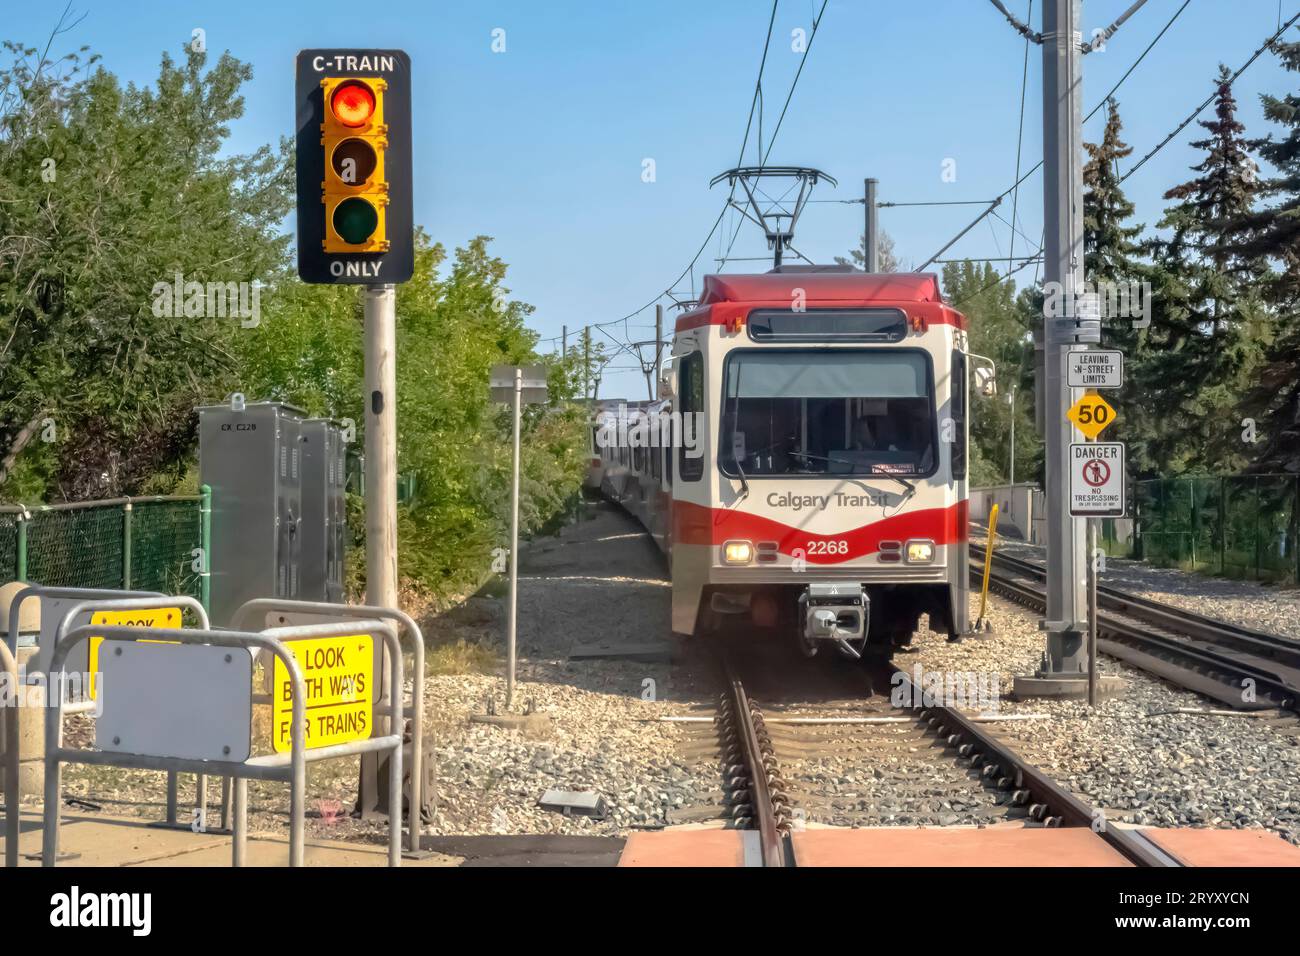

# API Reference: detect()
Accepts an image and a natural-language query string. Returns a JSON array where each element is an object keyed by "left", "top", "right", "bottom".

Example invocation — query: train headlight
[
  {"left": 905, "top": 539, "right": 935, "bottom": 563},
  {"left": 722, "top": 540, "right": 754, "bottom": 565}
]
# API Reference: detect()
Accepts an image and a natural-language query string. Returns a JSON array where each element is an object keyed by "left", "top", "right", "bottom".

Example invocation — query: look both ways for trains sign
[
  {"left": 272, "top": 634, "right": 374, "bottom": 752},
  {"left": 1070, "top": 442, "right": 1126, "bottom": 517}
]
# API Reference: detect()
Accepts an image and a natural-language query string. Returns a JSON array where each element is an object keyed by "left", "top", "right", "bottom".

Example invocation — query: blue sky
[{"left": 10, "top": 1, "right": 1298, "bottom": 397}]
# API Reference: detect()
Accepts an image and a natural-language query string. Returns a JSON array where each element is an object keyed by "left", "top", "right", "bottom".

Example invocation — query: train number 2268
[{"left": 805, "top": 540, "right": 848, "bottom": 556}]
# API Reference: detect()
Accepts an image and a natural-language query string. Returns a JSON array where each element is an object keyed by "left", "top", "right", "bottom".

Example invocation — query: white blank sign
[{"left": 96, "top": 640, "right": 253, "bottom": 762}]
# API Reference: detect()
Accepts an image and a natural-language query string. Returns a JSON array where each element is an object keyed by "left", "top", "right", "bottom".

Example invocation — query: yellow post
[{"left": 975, "top": 504, "right": 999, "bottom": 632}]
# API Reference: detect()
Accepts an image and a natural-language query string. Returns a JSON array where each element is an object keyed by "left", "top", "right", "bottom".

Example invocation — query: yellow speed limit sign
[
  {"left": 1067, "top": 390, "right": 1117, "bottom": 439},
  {"left": 88, "top": 607, "right": 182, "bottom": 699},
  {"left": 273, "top": 634, "right": 373, "bottom": 753}
]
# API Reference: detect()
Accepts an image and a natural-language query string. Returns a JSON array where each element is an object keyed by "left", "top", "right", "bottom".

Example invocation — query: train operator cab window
[
  {"left": 720, "top": 350, "right": 937, "bottom": 478},
  {"left": 678, "top": 352, "right": 704, "bottom": 481}
]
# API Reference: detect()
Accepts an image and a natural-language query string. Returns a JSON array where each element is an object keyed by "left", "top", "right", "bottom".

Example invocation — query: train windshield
[{"left": 720, "top": 350, "right": 936, "bottom": 477}]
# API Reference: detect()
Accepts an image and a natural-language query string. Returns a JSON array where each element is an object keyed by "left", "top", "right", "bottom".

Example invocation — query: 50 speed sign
[{"left": 1067, "top": 391, "right": 1117, "bottom": 440}]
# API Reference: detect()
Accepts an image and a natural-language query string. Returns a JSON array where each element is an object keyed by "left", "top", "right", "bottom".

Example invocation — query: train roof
[{"left": 698, "top": 271, "right": 944, "bottom": 306}]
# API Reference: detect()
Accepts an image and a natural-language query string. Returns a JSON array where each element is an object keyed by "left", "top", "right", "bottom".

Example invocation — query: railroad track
[
  {"left": 707, "top": 649, "right": 1174, "bottom": 867},
  {"left": 970, "top": 543, "right": 1300, "bottom": 712}
]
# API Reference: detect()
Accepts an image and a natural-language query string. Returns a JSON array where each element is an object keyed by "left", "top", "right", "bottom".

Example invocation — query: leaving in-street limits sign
[
  {"left": 1070, "top": 442, "right": 1125, "bottom": 516},
  {"left": 1068, "top": 350, "right": 1124, "bottom": 388},
  {"left": 1066, "top": 390, "right": 1117, "bottom": 439}
]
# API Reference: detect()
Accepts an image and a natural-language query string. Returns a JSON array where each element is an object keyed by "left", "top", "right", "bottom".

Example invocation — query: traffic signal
[
  {"left": 296, "top": 50, "right": 412, "bottom": 284},
  {"left": 321, "top": 76, "right": 388, "bottom": 252}
]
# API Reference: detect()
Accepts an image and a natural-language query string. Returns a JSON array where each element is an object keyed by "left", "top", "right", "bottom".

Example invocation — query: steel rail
[
  {"left": 890, "top": 665, "right": 1175, "bottom": 867},
  {"left": 970, "top": 551, "right": 1299, "bottom": 711},
  {"left": 724, "top": 672, "right": 786, "bottom": 868},
  {"left": 976, "top": 544, "right": 1300, "bottom": 663}
]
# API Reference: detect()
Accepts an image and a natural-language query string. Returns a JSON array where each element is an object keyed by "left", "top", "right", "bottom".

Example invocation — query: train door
[{"left": 671, "top": 350, "right": 709, "bottom": 635}]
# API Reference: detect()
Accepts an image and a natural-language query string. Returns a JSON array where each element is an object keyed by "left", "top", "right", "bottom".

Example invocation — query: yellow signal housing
[{"left": 320, "top": 76, "right": 390, "bottom": 253}]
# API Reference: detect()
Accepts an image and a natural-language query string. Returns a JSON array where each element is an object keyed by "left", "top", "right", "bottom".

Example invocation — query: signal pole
[
  {"left": 654, "top": 305, "right": 664, "bottom": 390},
  {"left": 359, "top": 283, "right": 398, "bottom": 816},
  {"left": 864, "top": 178, "right": 879, "bottom": 272},
  {"left": 1015, "top": 0, "right": 1095, "bottom": 697},
  {"left": 364, "top": 284, "right": 399, "bottom": 612}
]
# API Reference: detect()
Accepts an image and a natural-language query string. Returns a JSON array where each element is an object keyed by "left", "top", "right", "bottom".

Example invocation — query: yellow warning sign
[
  {"left": 88, "top": 607, "right": 182, "bottom": 699},
  {"left": 273, "top": 634, "right": 373, "bottom": 752},
  {"left": 1067, "top": 390, "right": 1117, "bottom": 439}
]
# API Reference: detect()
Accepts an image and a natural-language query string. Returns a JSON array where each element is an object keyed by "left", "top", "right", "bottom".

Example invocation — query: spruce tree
[
  {"left": 1080, "top": 100, "right": 1162, "bottom": 475},
  {"left": 1219, "top": 38, "right": 1300, "bottom": 472},
  {"left": 1145, "top": 66, "right": 1267, "bottom": 474}
]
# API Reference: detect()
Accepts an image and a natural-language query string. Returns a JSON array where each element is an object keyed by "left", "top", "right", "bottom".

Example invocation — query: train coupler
[{"left": 798, "top": 582, "right": 869, "bottom": 659}]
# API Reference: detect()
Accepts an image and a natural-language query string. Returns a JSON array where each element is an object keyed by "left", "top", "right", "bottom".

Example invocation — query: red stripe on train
[{"left": 672, "top": 499, "right": 968, "bottom": 564}]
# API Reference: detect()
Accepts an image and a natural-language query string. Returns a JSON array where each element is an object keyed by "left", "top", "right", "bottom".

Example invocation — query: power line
[
  {"left": 560, "top": 1, "right": 783, "bottom": 355},
  {"left": 760, "top": 0, "right": 829, "bottom": 166},
  {"left": 1008, "top": 0, "right": 1033, "bottom": 270},
  {"left": 878, "top": 198, "right": 1000, "bottom": 208},
  {"left": 1121, "top": 10, "right": 1300, "bottom": 183},
  {"left": 950, "top": 246, "right": 1045, "bottom": 311},
  {"left": 718, "top": 0, "right": 831, "bottom": 272},
  {"left": 922, "top": 0, "right": 1193, "bottom": 270},
  {"left": 1087, "top": 0, "right": 1191, "bottom": 120}
]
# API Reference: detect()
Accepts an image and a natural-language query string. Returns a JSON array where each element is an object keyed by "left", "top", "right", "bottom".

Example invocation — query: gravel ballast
[
  {"left": 57, "top": 502, "right": 1300, "bottom": 850},
  {"left": 988, "top": 534, "right": 1300, "bottom": 641},
  {"left": 905, "top": 592, "right": 1300, "bottom": 845}
]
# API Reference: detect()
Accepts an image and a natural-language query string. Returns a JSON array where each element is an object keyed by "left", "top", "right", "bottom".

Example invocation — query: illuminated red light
[{"left": 331, "top": 81, "right": 376, "bottom": 127}]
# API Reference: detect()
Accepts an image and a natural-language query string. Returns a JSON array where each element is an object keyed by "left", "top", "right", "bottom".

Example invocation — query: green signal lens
[{"left": 333, "top": 197, "right": 379, "bottom": 244}]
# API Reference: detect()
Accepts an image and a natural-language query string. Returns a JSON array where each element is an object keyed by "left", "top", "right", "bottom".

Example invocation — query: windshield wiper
[
  {"left": 728, "top": 363, "right": 749, "bottom": 504},
  {"left": 787, "top": 451, "right": 917, "bottom": 499},
  {"left": 732, "top": 457, "right": 751, "bottom": 503}
]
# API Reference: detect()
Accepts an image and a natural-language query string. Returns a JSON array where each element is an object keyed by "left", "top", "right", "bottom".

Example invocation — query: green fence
[
  {"left": 1134, "top": 475, "right": 1300, "bottom": 584},
  {"left": 0, "top": 490, "right": 211, "bottom": 607}
]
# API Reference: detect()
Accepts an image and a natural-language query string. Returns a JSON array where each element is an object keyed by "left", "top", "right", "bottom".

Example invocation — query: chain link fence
[
  {"left": 0, "top": 492, "right": 210, "bottom": 605},
  {"left": 1134, "top": 475, "right": 1299, "bottom": 584}
]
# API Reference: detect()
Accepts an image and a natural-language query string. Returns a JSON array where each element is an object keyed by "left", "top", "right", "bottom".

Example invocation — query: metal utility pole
[
  {"left": 583, "top": 327, "right": 590, "bottom": 401},
  {"left": 360, "top": 283, "right": 398, "bottom": 817},
  {"left": 1009, "top": 384, "right": 1018, "bottom": 486},
  {"left": 1015, "top": 0, "right": 1094, "bottom": 697},
  {"left": 364, "top": 284, "right": 399, "bottom": 610},
  {"left": 654, "top": 305, "right": 664, "bottom": 393},
  {"left": 562, "top": 324, "right": 568, "bottom": 357},
  {"left": 864, "top": 178, "right": 879, "bottom": 272},
  {"left": 507, "top": 366, "right": 522, "bottom": 709}
]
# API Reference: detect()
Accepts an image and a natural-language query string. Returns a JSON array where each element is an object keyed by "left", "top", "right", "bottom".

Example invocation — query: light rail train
[{"left": 588, "top": 268, "right": 980, "bottom": 658}]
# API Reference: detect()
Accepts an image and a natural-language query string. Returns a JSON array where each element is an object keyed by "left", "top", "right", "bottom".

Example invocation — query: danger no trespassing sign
[{"left": 1070, "top": 442, "right": 1125, "bottom": 517}]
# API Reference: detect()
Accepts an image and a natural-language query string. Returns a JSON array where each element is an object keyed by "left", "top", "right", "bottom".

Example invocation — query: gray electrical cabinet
[
  {"left": 198, "top": 399, "right": 305, "bottom": 626},
  {"left": 298, "top": 418, "right": 348, "bottom": 603}
]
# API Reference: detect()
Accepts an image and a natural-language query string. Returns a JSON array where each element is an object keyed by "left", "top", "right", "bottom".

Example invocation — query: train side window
[
  {"left": 678, "top": 353, "right": 704, "bottom": 481},
  {"left": 663, "top": 442, "right": 672, "bottom": 490},
  {"left": 650, "top": 431, "right": 660, "bottom": 479},
  {"left": 952, "top": 351, "right": 967, "bottom": 480}
]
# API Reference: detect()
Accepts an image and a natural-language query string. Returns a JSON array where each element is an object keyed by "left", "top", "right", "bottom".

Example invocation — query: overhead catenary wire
[
  {"left": 1007, "top": 0, "right": 1033, "bottom": 270},
  {"left": 588, "top": 0, "right": 781, "bottom": 346},
  {"left": 718, "top": 0, "right": 830, "bottom": 271},
  {"left": 921, "top": 0, "right": 1195, "bottom": 271},
  {"left": 1121, "top": 9, "right": 1300, "bottom": 183}
]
